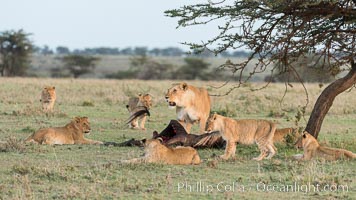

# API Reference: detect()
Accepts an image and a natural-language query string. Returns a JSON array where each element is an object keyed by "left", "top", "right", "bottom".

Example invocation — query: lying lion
[
  {"left": 121, "top": 138, "right": 201, "bottom": 165},
  {"left": 294, "top": 131, "right": 356, "bottom": 161},
  {"left": 25, "top": 117, "right": 103, "bottom": 145},
  {"left": 205, "top": 113, "right": 277, "bottom": 161}
]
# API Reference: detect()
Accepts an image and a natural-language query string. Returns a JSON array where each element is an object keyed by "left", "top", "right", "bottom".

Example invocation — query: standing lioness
[
  {"left": 294, "top": 131, "right": 356, "bottom": 160},
  {"left": 165, "top": 82, "right": 211, "bottom": 133},
  {"left": 205, "top": 113, "right": 277, "bottom": 161},
  {"left": 122, "top": 138, "right": 201, "bottom": 165}
]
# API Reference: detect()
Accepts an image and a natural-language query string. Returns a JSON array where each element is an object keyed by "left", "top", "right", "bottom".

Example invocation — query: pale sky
[{"left": 1, "top": 0, "right": 220, "bottom": 51}]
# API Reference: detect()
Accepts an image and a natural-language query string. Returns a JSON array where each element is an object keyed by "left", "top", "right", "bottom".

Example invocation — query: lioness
[
  {"left": 165, "top": 82, "right": 211, "bottom": 133},
  {"left": 41, "top": 86, "right": 56, "bottom": 112},
  {"left": 126, "top": 93, "right": 152, "bottom": 130},
  {"left": 121, "top": 138, "right": 201, "bottom": 165},
  {"left": 205, "top": 113, "right": 277, "bottom": 161},
  {"left": 25, "top": 117, "right": 103, "bottom": 145},
  {"left": 294, "top": 131, "right": 356, "bottom": 161}
]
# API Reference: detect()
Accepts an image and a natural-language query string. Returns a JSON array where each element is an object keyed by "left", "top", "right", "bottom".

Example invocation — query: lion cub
[
  {"left": 41, "top": 86, "right": 56, "bottom": 112},
  {"left": 25, "top": 117, "right": 103, "bottom": 145},
  {"left": 294, "top": 131, "right": 356, "bottom": 161},
  {"left": 273, "top": 127, "right": 300, "bottom": 144},
  {"left": 122, "top": 138, "right": 201, "bottom": 165},
  {"left": 205, "top": 113, "right": 277, "bottom": 161},
  {"left": 126, "top": 93, "right": 152, "bottom": 130}
]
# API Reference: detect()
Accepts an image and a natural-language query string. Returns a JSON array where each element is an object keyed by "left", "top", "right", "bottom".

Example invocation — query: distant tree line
[
  {"left": 34, "top": 45, "right": 251, "bottom": 58},
  {"left": 106, "top": 55, "right": 238, "bottom": 81},
  {"left": 0, "top": 29, "right": 337, "bottom": 82}
]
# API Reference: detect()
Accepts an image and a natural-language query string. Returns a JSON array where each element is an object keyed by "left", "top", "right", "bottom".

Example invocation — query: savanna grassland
[{"left": 0, "top": 78, "right": 355, "bottom": 199}]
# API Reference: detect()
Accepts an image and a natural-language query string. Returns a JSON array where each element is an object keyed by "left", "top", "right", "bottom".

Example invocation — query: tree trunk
[
  {"left": 2, "top": 66, "right": 9, "bottom": 77},
  {"left": 306, "top": 60, "right": 356, "bottom": 139}
]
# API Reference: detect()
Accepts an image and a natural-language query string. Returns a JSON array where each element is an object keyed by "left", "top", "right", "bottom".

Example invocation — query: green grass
[{"left": 0, "top": 78, "right": 355, "bottom": 199}]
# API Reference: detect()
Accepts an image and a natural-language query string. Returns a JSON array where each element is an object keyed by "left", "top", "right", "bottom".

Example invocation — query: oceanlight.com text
[{"left": 177, "top": 181, "right": 349, "bottom": 194}]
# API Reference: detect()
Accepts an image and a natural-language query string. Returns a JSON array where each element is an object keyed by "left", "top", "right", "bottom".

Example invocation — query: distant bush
[
  {"left": 82, "top": 101, "right": 95, "bottom": 107},
  {"left": 175, "top": 58, "right": 210, "bottom": 80},
  {"left": 61, "top": 55, "right": 100, "bottom": 78},
  {"left": 106, "top": 70, "right": 137, "bottom": 79},
  {"left": 266, "top": 55, "right": 337, "bottom": 83}
]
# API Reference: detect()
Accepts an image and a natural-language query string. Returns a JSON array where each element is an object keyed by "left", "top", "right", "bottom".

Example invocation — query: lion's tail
[{"left": 344, "top": 150, "right": 356, "bottom": 159}]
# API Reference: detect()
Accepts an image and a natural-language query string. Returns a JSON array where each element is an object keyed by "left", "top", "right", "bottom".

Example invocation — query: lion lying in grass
[
  {"left": 25, "top": 117, "right": 103, "bottom": 145},
  {"left": 121, "top": 138, "right": 201, "bottom": 165},
  {"left": 294, "top": 131, "right": 356, "bottom": 161},
  {"left": 205, "top": 113, "right": 277, "bottom": 161}
]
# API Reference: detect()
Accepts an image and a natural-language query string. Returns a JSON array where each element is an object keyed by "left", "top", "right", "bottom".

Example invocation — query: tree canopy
[
  {"left": 166, "top": 0, "right": 356, "bottom": 138},
  {"left": 61, "top": 55, "right": 99, "bottom": 78},
  {"left": 176, "top": 58, "right": 211, "bottom": 80},
  {"left": 166, "top": 0, "right": 355, "bottom": 82},
  {"left": 0, "top": 29, "right": 33, "bottom": 76}
]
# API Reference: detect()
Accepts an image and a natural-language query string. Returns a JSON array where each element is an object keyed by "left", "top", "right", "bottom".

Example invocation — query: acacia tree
[
  {"left": 176, "top": 58, "right": 210, "bottom": 80},
  {"left": 165, "top": 0, "right": 356, "bottom": 139},
  {"left": 61, "top": 55, "right": 99, "bottom": 78},
  {"left": 0, "top": 29, "right": 33, "bottom": 76}
]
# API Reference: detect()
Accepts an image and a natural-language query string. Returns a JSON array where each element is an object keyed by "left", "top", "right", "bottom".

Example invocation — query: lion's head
[
  {"left": 43, "top": 86, "right": 56, "bottom": 95},
  {"left": 141, "top": 138, "right": 163, "bottom": 150},
  {"left": 165, "top": 82, "right": 190, "bottom": 107},
  {"left": 138, "top": 93, "right": 153, "bottom": 109},
  {"left": 294, "top": 131, "right": 310, "bottom": 149},
  {"left": 69, "top": 117, "right": 91, "bottom": 135},
  {"left": 205, "top": 113, "right": 221, "bottom": 133}
]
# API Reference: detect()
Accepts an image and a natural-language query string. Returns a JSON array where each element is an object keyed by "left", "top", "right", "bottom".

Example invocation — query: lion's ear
[
  {"left": 141, "top": 138, "right": 147, "bottom": 144},
  {"left": 152, "top": 131, "right": 158, "bottom": 138},
  {"left": 74, "top": 117, "right": 81, "bottom": 123},
  {"left": 302, "top": 133, "right": 306, "bottom": 138},
  {"left": 213, "top": 112, "right": 217, "bottom": 120},
  {"left": 157, "top": 137, "right": 163, "bottom": 143},
  {"left": 180, "top": 82, "right": 188, "bottom": 90},
  {"left": 138, "top": 93, "right": 142, "bottom": 96},
  {"left": 52, "top": 86, "right": 55, "bottom": 90}
]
